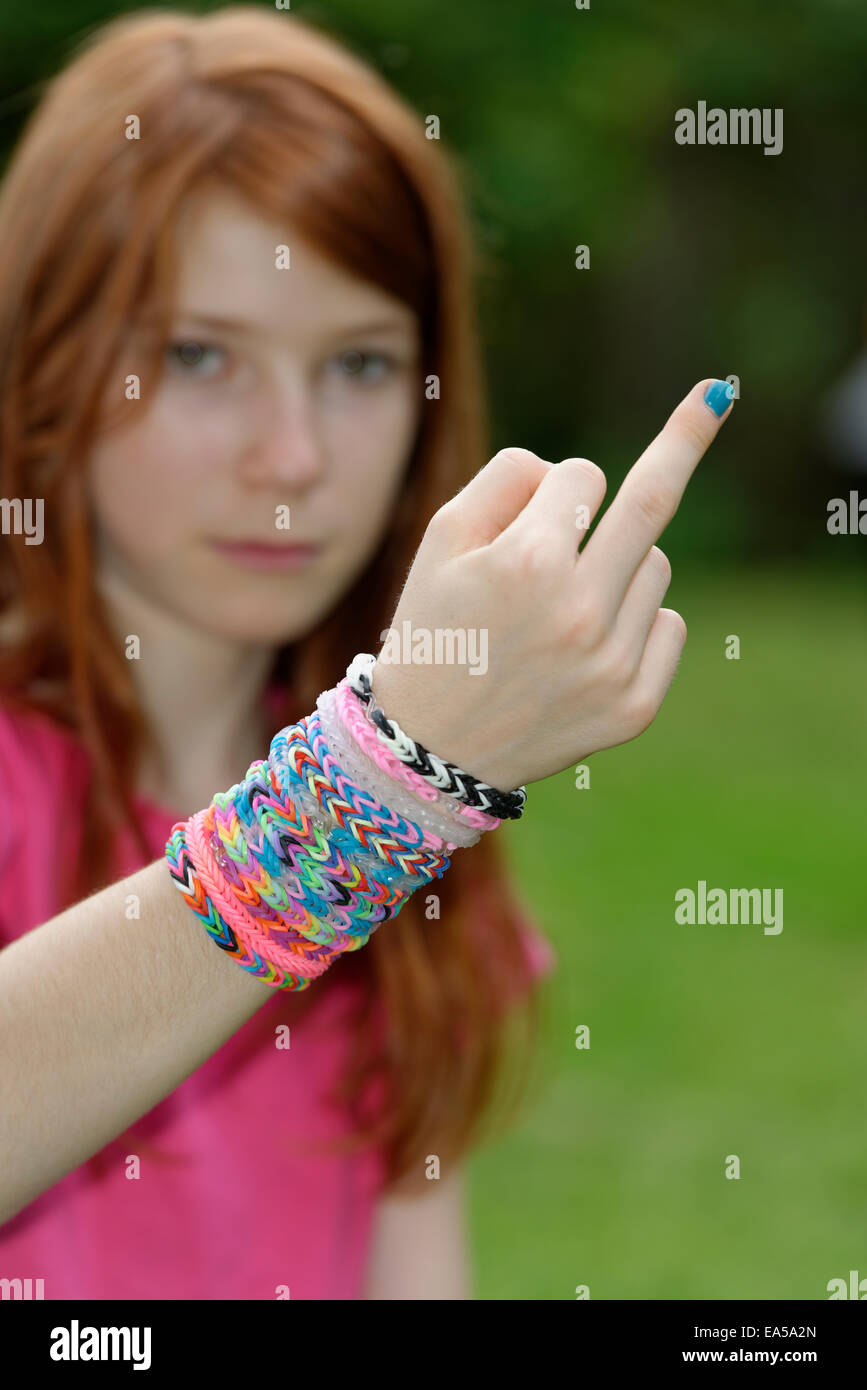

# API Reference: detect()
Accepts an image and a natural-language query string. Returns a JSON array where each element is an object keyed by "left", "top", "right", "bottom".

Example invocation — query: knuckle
[
  {"left": 564, "top": 600, "right": 605, "bottom": 648},
  {"left": 635, "top": 482, "right": 676, "bottom": 529},
  {"left": 425, "top": 502, "right": 454, "bottom": 538},
  {"left": 509, "top": 530, "right": 553, "bottom": 583},
  {"left": 623, "top": 688, "right": 659, "bottom": 735},
  {"left": 560, "top": 456, "right": 606, "bottom": 490},
  {"left": 601, "top": 638, "right": 638, "bottom": 687},
  {"left": 493, "top": 445, "right": 547, "bottom": 476},
  {"left": 633, "top": 486, "right": 675, "bottom": 533}
]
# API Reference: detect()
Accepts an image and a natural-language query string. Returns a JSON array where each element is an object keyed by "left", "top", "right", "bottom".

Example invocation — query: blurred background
[{"left": 1, "top": 0, "right": 864, "bottom": 1298}]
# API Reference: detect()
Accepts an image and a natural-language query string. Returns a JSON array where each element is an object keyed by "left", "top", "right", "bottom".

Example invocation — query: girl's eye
[
  {"left": 329, "top": 350, "right": 396, "bottom": 383},
  {"left": 164, "top": 340, "right": 227, "bottom": 378}
]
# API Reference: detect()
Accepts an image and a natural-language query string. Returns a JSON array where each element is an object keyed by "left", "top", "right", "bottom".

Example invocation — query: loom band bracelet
[
  {"left": 222, "top": 762, "right": 383, "bottom": 939},
  {"left": 345, "top": 653, "right": 527, "bottom": 821},
  {"left": 256, "top": 783, "right": 425, "bottom": 936},
  {"left": 187, "top": 809, "right": 345, "bottom": 977},
  {"left": 304, "top": 710, "right": 433, "bottom": 851},
  {"left": 166, "top": 824, "right": 314, "bottom": 992},
  {"left": 204, "top": 799, "right": 387, "bottom": 951},
  {"left": 202, "top": 800, "right": 375, "bottom": 961},
  {"left": 208, "top": 791, "right": 357, "bottom": 946},
  {"left": 314, "top": 685, "right": 474, "bottom": 853},
  {"left": 271, "top": 717, "right": 437, "bottom": 868},
  {"left": 269, "top": 728, "right": 447, "bottom": 889},
  {"left": 169, "top": 815, "right": 399, "bottom": 993},
  {"left": 316, "top": 687, "right": 468, "bottom": 853},
  {"left": 189, "top": 809, "right": 340, "bottom": 968},
  {"left": 166, "top": 823, "right": 245, "bottom": 956},
  {"left": 234, "top": 753, "right": 341, "bottom": 853},
  {"left": 271, "top": 721, "right": 450, "bottom": 882},
  {"left": 219, "top": 755, "right": 408, "bottom": 937},
  {"left": 167, "top": 819, "right": 327, "bottom": 986},
  {"left": 367, "top": 698, "right": 525, "bottom": 821},
  {"left": 306, "top": 706, "right": 463, "bottom": 864},
  {"left": 226, "top": 763, "right": 323, "bottom": 884},
  {"left": 362, "top": 684, "right": 526, "bottom": 822},
  {"left": 304, "top": 710, "right": 457, "bottom": 861},
  {"left": 210, "top": 789, "right": 334, "bottom": 930},
  {"left": 273, "top": 749, "right": 447, "bottom": 902},
  {"left": 234, "top": 755, "right": 421, "bottom": 911},
  {"left": 336, "top": 680, "right": 500, "bottom": 834},
  {"left": 251, "top": 757, "right": 419, "bottom": 914},
  {"left": 333, "top": 679, "right": 501, "bottom": 833},
  {"left": 258, "top": 723, "right": 445, "bottom": 936},
  {"left": 245, "top": 788, "right": 408, "bottom": 939},
  {"left": 272, "top": 711, "right": 441, "bottom": 866},
  {"left": 231, "top": 771, "right": 415, "bottom": 942},
  {"left": 210, "top": 785, "right": 371, "bottom": 945},
  {"left": 313, "top": 691, "right": 466, "bottom": 854},
  {"left": 333, "top": 677, "right": 462, "bottom": 814}
]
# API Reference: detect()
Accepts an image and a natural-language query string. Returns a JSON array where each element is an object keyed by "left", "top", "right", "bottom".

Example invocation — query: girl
[{"left": 0, "top": 7, "right": 731, "bottom": 1300}]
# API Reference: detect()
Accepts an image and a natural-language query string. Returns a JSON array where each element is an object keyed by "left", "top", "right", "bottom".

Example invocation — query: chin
[
  {"left": 205, "top": 606, "right": 322, "bottom": 646},
  {"left": 193, "top": 590, "right": 339, "bottom": 646}
]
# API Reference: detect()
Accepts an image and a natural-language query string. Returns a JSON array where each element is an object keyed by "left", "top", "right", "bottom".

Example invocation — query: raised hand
[{"left": 371, "top": 378, "right": 735, "bottom": 791}]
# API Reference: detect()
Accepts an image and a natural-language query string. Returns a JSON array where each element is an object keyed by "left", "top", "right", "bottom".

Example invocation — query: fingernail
[{"left": 704, "top": 380, "right": 736, "bottom": 417}]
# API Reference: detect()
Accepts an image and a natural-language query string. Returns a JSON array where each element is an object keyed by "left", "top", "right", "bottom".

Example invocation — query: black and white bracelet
[{"left": 345, "top": 653, "right": 527, "bottom": 821}]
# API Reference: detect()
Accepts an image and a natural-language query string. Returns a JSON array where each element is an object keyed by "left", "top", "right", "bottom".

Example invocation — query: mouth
[{"left": 209, "top": 539, "right": 322, "bottom": 572}]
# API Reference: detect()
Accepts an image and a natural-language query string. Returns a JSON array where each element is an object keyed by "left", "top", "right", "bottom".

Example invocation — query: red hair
[{"left": 0, "top": 6, "right": 544, "bottom": 1191}]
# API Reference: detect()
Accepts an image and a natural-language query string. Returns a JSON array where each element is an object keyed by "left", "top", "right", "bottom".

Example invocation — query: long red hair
[{"left": 0, "top": 6, "right": 545, "bottom": 1190}]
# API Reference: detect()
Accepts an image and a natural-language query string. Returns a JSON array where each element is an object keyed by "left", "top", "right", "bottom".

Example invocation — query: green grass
[{"left": 469, "top": 562, "right": 867, "bottom": 1300}]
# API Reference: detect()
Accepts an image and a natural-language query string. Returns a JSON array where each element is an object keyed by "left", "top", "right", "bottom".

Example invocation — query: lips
[{"left": 210, "top": 539, "right": 321, "bottom": 572}]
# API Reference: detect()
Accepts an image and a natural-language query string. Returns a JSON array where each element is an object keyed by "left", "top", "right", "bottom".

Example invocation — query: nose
[{"left": 238, "top": 368, "right": 327, "bottom": 492}]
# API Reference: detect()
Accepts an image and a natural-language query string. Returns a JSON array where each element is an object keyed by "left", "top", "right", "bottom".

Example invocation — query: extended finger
[{"left": 579, "top": 378, "right": 734, "bottom": 621}]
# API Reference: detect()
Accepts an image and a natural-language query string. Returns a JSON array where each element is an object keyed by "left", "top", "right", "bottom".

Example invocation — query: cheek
[
  {"left": 87, "top": 401, "right": 226, "bottom": 556},
  {"left": 89, "top": 449, "right": 174, "bottom": 560},
  {"left": 324, "top": 385, "right": 419, "bottom": 528}
]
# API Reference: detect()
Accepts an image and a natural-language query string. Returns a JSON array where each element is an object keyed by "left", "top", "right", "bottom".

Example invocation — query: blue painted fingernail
[{"left": 704, "top": 380, "right": 736, "bottom": 417}]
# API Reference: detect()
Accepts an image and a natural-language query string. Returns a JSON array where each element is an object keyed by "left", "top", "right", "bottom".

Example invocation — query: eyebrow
[{"left": 170, "top": 311, "right": 416, "bottom": 341}]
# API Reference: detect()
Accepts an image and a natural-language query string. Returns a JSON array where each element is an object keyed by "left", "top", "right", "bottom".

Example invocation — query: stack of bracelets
[{"left": 165, "top": 653, "right": 528, "bottom": 991}]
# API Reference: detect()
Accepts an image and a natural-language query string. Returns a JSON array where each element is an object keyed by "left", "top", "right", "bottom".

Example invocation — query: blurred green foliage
[
  {"left": 479, "top": 565, "right": 866, "bottom": 1298},
  {"left": 2, "top": 0, "right": 866, "bottom": 561}
]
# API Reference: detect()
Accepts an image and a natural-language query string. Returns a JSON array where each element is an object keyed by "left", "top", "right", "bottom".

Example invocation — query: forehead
[{"left": 168, "top": 185, "right": 417, "bottom": 341}]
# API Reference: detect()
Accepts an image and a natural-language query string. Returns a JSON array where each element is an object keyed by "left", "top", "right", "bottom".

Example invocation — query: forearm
[
  {"left": 0, "top": 606, "right": 529, "bottom": 1230},
  {"left": 0, "top": 857, "right": 269, "bottom": 1225},
  {"left": 0, "top": 673, "right": 491, "bottom": 1228}
]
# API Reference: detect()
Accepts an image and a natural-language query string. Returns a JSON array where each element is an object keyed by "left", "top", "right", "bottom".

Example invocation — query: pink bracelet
[
  {"left": 334, "top": 679, "right": 502, "bottom": 832},
  {"left": 315, "top": 684, "right": 471, "bottom": 853},
  {"left": 186, "top": 808, "right": 337, "bottom": 980}
]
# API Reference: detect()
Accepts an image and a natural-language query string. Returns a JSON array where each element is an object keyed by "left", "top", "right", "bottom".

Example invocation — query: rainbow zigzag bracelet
[{"left": 165, "top": 678, "right": 496, "bottom": 990}]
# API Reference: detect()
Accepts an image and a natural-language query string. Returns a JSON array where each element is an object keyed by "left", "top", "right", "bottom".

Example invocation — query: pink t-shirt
[{"left": 0, "top": 701, "right": 555, "bottom": 1300}]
